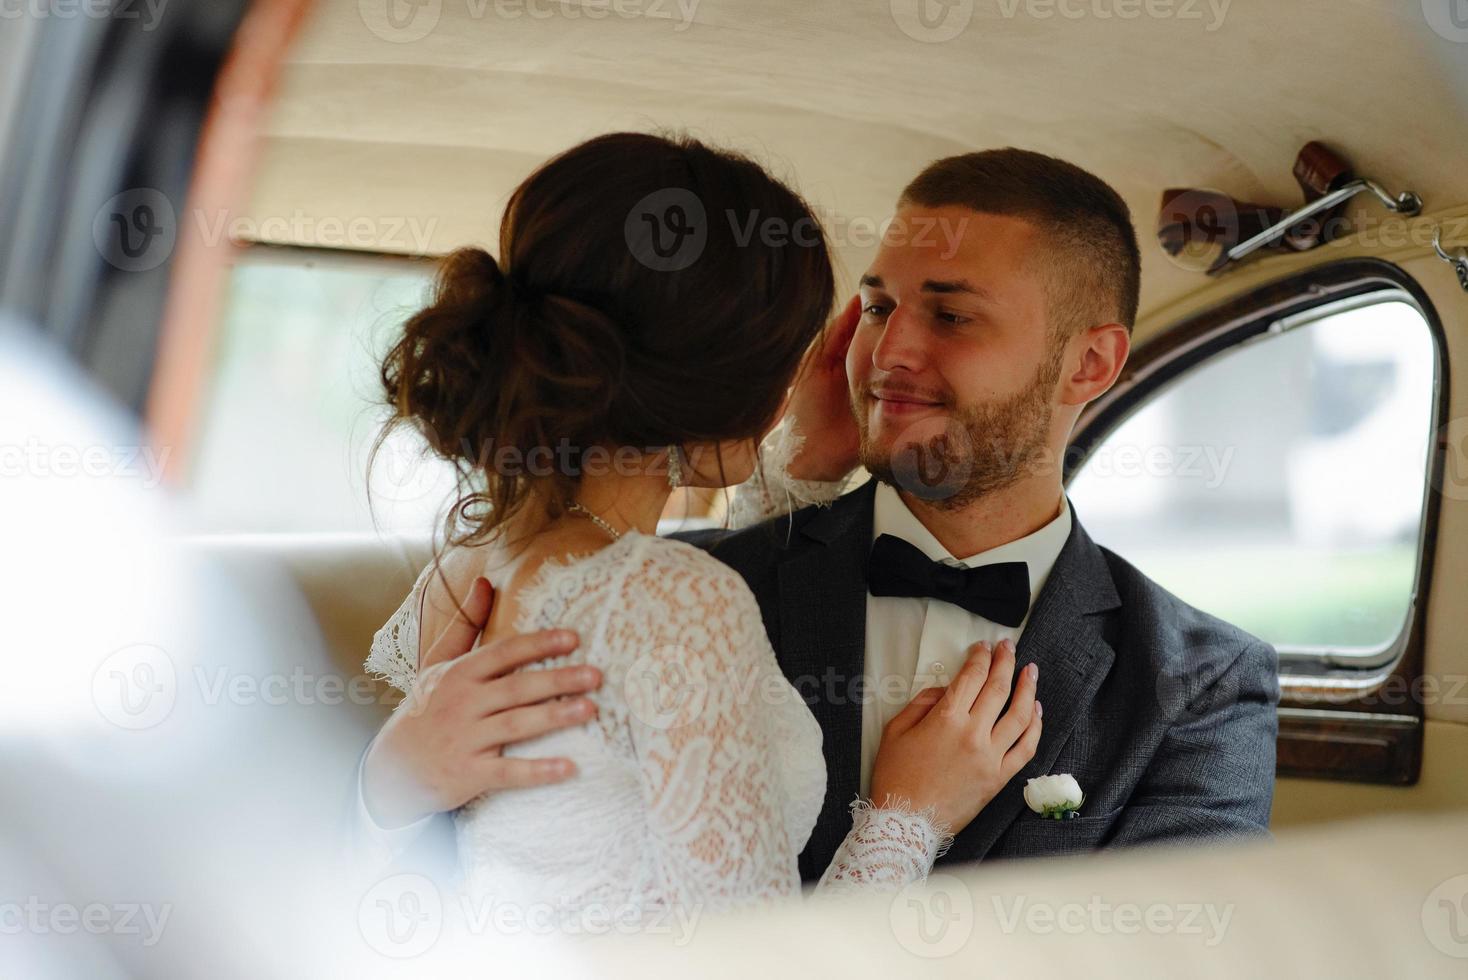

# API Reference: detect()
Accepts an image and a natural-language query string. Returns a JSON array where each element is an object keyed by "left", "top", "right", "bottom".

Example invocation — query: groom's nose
[{"left": 870, "top": 305, "right": 927, "bottom": 374}]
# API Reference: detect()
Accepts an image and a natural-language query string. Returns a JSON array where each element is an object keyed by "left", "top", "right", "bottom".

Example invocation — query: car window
[
  {"left": 185, "top": 251, "right": 453, "bottom": 533},
  {"left": 185, "top": 249, "right": 727, "bottom": 534},
  {"left": 1068, "top": 295, "right": 1437, "bottom": 659}
]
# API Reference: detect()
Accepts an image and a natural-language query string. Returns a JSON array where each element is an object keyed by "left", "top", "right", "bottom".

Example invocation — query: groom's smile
[
  {"left": 866, "top": 382, "right": 948, "bottom": 419},
  {"left": 848, "top": 205, "right": 1060, "bottom": 502}
]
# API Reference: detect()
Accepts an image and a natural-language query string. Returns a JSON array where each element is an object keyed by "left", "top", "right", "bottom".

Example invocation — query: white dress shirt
[{"left": 859, "top": 482, "right": 1072, "bottom": 797}]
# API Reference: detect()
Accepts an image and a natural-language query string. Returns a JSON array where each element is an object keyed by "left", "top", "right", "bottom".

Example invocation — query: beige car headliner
[{"left": 246, "top": 0, "right": 1468, "bottom": 341}]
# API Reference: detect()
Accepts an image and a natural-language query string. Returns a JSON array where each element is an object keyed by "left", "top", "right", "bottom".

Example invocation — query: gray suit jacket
[{"left": 676, "top": 480, "right": 1279, "bottom": 883}]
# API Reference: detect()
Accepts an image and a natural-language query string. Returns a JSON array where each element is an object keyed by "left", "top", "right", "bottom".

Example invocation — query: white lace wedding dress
[{"left": 363, "top": 423, "right": 952, "bottom": 920}]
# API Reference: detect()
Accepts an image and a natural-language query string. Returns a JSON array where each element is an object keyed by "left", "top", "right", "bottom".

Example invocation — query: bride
[{"left": 358, "top": 132, "right": 1040, "bottom": 921}]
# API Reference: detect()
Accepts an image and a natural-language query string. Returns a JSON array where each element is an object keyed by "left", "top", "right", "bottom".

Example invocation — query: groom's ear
[{"left": 1058, "top": 322, "right": 1130, "bottom": 407}]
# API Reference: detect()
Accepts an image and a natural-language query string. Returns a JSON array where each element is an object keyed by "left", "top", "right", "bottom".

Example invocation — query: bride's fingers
[
  {"left": 821, "top": 293, "right": 862, "bottom": 361},
  {"left": 1000, "top": 708, "right": 1043, "bottom": 779},
  {"left": 421, "top": 576, "right": 494, "bottom": 671},
  {"left": 971, "top": 639, "right": 1017, "bottom": 731},
  {"left": 991, "top": 660, "right": 1038, "bottom": 747},
  {"left": 478, "top": 698, "right": 596, "bottom": 749},
  {"left": 478, "top": 664, "right": 602, "bottom": 716},
  {"left": 939, "top": 641, "right": 991, "bottom": 715},
  {"left": 885, "top": 685, "right": 945, "bottom": 738},
  {"left": 473, "top": 755, "right": 579, "bottom": 790}
]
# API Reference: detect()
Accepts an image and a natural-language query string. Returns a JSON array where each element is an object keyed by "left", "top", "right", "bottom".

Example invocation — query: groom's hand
[
  {"left": 868, "top": 639, "right": 1042, "bottom": 833},
  {"left": 361, "top": 577, "right": 601, "bottom": 829},
  {"left": 783, "top": 293, "right": 862, "bottom": 482}
]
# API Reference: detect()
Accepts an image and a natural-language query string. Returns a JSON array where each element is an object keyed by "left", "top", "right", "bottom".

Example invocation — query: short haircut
[{"left": 899, "top": 148, "right": 1140, "bottom": 336}]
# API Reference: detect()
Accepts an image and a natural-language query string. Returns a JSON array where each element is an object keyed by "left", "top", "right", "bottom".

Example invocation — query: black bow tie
[{"left": 867, "top": 534, "right": 1031, "bottom": 627}]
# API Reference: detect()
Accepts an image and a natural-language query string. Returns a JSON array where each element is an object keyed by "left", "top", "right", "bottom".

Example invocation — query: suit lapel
[
  {"left": 944, "top": 512, "right": 1122, "bottom": 864},
  {"left": 776, "top": 480, "right": 876, "bottom": 881}
]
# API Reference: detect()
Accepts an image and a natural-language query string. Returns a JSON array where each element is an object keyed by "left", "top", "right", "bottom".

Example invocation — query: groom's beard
[{"left": 853, "top": 346, "right": 1064, "bottom": 511}]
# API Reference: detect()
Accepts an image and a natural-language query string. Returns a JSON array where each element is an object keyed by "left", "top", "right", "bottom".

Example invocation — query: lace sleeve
[
  {"left": 363, "top": 564, "right": 433, "bottom": 696},
  {"left": 728, "top": 415, "right": 849, "bottom": 528},
  {"left": 814, "top": 798, "right": 955, "bottom": 896},
  {"left": 606, "top": 540, "right": 804, "bottom": 912}
]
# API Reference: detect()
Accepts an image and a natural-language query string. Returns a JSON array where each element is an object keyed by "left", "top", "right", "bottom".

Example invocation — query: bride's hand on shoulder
[
  {"left": 362, "top": 577, "right": 602, "bottom": 828},
  {"left": 868, "top": 639, "right": 1041, "bottom": 833}
]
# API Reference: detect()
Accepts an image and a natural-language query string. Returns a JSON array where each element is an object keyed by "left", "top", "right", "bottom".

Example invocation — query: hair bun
[
  {"left": 377, "top": 131, "right": 834, "bottom": 552},
  {"left": 380, "top": 246, "right": 632, "bottom": 468}
]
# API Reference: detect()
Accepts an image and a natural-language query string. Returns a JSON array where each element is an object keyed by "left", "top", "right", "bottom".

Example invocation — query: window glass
[
  {"left": 186, "top": 253, "right": 454, "bottom": 533},
  {"left": 1068, "top": 297, "right": 1435, "bottom": 654},
  {"left": 186, "top": 251, "right": 726, "bottom": 535}
]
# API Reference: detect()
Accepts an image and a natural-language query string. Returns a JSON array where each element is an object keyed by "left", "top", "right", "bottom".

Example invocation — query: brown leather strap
[
  {"left": 1157, "top": 188, "right": 1282, "bottom": 273},
  {"left": 1157, "top": 142, "right": 1356, "bottom": 272},
  {"left": 1284, "top": 140, "right": 1354, "bottom": 250}
]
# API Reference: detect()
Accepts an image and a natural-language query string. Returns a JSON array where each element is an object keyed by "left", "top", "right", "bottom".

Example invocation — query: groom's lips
[{"left": 869, "top": 388, "right": 945, "bottom": 416}]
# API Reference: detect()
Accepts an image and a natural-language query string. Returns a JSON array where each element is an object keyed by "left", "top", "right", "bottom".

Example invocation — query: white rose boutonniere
[{"left": 1024, "top": 774, "right": 1085, "bottom": 820}]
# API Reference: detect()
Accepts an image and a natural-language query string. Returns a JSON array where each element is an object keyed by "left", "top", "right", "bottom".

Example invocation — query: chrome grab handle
[
  {"left": 1431, "top": 226, "right": 1468, "bottom": 293},
  {"left": 1227, "top": 178, "right": 1423, "bottom": 262}
]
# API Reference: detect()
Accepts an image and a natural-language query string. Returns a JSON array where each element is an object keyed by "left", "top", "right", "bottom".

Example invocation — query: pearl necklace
[{"left": 565, "top": 502, "right": 624, "bottom": 542}]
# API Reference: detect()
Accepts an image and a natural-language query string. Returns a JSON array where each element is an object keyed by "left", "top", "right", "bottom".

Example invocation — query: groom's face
[{"left": 847, "top": 206, "right": 1068, "bottom": 507}]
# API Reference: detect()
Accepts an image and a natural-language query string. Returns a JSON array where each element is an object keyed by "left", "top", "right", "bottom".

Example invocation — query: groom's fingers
[{"left": 421, "top": 576, "right": 494, "bottom": 671}]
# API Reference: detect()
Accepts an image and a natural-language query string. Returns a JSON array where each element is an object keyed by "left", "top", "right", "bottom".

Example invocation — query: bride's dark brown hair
[{"left": 375, "top": 131, "right": 835, "bottom": 552}]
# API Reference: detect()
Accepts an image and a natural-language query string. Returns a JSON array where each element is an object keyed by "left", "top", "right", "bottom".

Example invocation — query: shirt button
[{"left": 930, "top": 662, "right": 945, "bottom": 674}]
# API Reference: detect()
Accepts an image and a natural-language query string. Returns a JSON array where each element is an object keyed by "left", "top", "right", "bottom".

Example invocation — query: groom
[
  {"left": 361, "top": 148, "right": 1279, "bottom": 879},
  {"left": 682, "top": 148, "right": 1278, "bottom": 881}
]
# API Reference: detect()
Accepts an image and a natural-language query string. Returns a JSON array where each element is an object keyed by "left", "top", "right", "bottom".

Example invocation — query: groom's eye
[{"left": 935, "top": 309, "right": 972, "bottom": 325}]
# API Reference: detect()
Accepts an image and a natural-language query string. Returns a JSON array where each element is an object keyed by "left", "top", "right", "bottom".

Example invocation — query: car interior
[{"left": 3, "top": 0, "right": 1466, "bottom": 975}]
